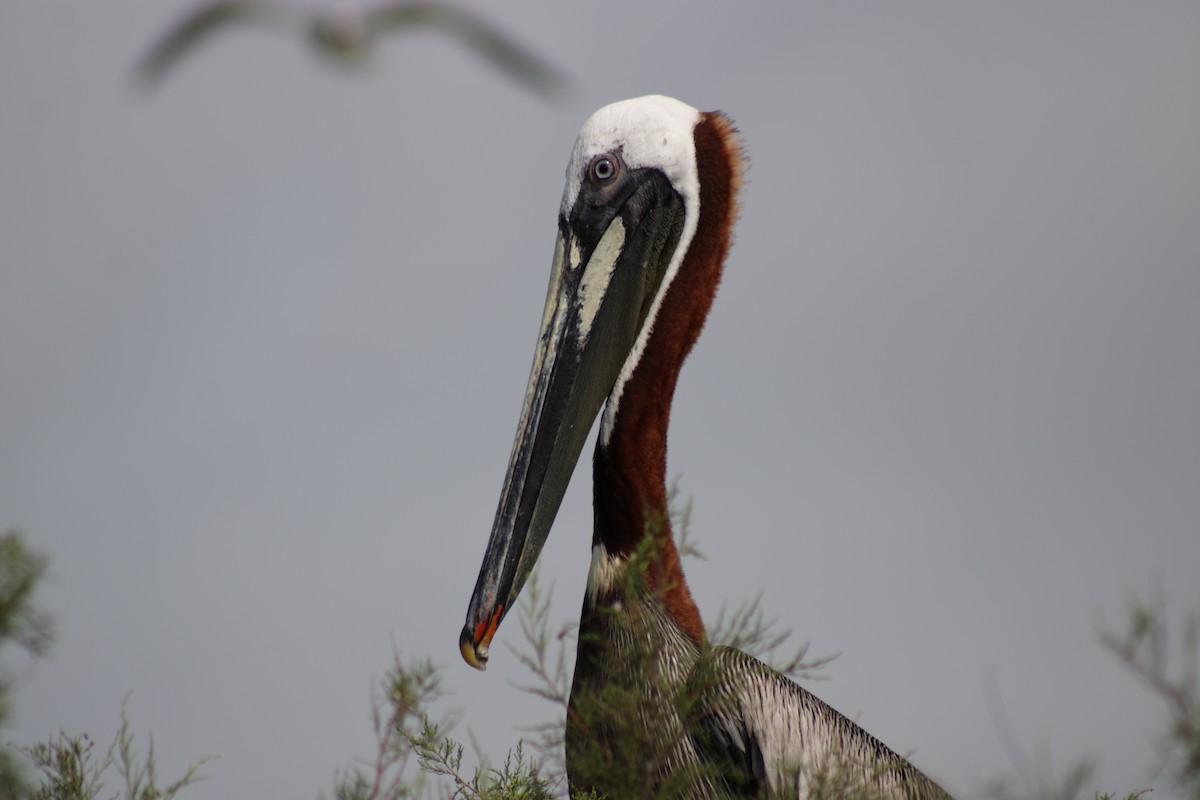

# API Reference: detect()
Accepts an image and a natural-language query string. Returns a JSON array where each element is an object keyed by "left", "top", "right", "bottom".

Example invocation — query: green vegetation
[
  {"left": 1101, "top": 591, "right": 1200, "bottom": 799},
  {"left": 0, "top": 531, "right": 211, "bottom": 800},
  {"left": 20, "top": 703, "right": 211, "bottom": 800},
  {"left": 0, "top": 531, "right": 51, "bottom": 798},
  {"left": 2, "top": 525, "right": 1197, "bottom": 799}
]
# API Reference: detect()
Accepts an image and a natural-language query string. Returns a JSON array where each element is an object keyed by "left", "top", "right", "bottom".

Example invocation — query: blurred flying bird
[{"left": 134, "top": 1, "right": 570, "bottom": 100}]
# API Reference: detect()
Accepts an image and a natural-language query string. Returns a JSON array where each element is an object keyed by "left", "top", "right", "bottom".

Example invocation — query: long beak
[{"left": 460, "top": 169, "right": 684, "bottom": 669}]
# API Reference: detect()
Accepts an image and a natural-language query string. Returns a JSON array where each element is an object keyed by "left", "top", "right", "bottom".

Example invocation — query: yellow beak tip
[{"left": 459, "top": 628, "right": 489, "bottom": 671}]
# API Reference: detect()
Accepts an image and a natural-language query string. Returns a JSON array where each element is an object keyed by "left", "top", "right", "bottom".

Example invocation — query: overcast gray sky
[{"left": 3, "top": 1, "right": 1199, "bottom": 797}]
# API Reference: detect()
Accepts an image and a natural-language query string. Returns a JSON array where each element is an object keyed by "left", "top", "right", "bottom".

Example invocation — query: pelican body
[{"left": 460, "top": 96, "right": 952, "bottom": 799}]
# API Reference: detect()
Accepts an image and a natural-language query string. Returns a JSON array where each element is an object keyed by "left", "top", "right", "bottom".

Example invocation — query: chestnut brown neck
[{"left": 591, "top": 112, "right": 743, "bottom": 647}]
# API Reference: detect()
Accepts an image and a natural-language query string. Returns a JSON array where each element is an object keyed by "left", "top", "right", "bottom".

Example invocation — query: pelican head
[{"left": 460, "top": 96, "right": 707, "bottom": 668}]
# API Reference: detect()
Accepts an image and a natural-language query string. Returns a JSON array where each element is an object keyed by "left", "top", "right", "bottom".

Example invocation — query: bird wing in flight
[
  {"left": 134, "top": 1, "right": 299, "bottom": 86},
  {"left": 362, "top": 1, "right": 569, "bottom": 100}
]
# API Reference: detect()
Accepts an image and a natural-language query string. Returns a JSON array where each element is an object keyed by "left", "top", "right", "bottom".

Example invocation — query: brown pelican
[{"left": 460, "top": 95, "right": 953, "bottom": 799}]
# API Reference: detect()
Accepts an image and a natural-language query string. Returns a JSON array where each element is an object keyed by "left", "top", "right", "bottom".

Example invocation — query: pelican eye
[{"left": 588, "top": 154, "right": 619, "bottom": 184}]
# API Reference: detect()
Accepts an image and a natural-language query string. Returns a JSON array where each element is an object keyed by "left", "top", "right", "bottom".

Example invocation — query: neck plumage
[{"left": 591, "top": 112, "right": 743, "bottom": 649}]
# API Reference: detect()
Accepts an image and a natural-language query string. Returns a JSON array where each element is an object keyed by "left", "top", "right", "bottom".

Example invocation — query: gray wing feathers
[
  {"left": 364, "top": 2, "right": 568, "bottom": 98},
  {"left": 134, "top": 1, "right": 296, "bottom": 85},
  {"left": 690, "top": 646, "right": 953, "bottom": 800}
]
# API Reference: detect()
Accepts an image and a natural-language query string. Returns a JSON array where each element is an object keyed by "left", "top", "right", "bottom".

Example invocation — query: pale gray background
[{"left": 3, "top": 2, "right": 1199, "bottom": 798}]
